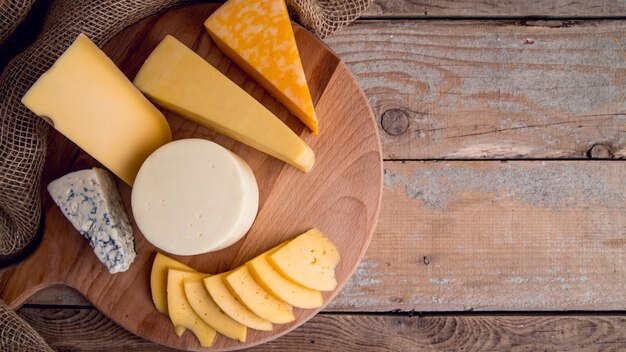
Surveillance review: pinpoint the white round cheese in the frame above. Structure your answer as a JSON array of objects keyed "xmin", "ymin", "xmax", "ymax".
[{"xmin": 132, "ymin": 139, "xmax": 258, "ymax": 255}]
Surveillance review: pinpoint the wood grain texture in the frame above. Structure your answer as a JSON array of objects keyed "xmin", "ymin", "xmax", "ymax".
[
  {"xmin": 18, "ymin": 308, "xmax": 626, "ymax": 351},
  {"xmin": 325, "ymin": 21, "xmax": 626, "ymax": 159},
  {"xmin": 364, "ymin": 0, "xmax": 626, "ymax": 18},
  {"xmin": 0, "ymin": 4, "xmax": 382, "ymax": 351},
  {"xmin": 328, "ymin": 160, "xmax": 626, "ymax": 312},
  {"xmin": 25, "ymin": 160, "xmax": 626, "ymax": 312}
]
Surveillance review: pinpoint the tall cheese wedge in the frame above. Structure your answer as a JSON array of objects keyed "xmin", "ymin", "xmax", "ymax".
[
  {"xmin": 151, "ymin": 252, "xmax": 195, "ymax": 315},
  {"xmin": 204, "ymin": 274, "xmax": 273, "ymax": 331},
  {"xmin": 167, "ymin": 269, "xmax": 216, "ymax": 347},
  {"xmin": 247, "ymin": 244, "xmax": 323, "ymax": 309},
  {"xmin": 184, "ymin": 280, "xmax": 247, "ymax": 342},
  {"xmin": 133, "ymin": 35, "xmax": 314, "ymax": 172},
  {"xmin": 268, "ymin": 228, "xmax": 340, "ymax": 291},
  {"xmin": 205, "ymin": 0, "xmax": 318, "ymax": 134},
  {"xmin": 22, "ymin": 33, "xmax": 171, "ymax": 185},
  {"xmin": 224, "ymin": 266, "xmax": 295, "ymax": 324}
]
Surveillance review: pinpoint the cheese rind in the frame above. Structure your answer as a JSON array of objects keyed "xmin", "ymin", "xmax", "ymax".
[
  {"xmin": 47, "ymin": 168, "xmax": 135, "ymax": 273},
  {"xmin": 184, "ymin": 279, "xmax": 247, "ymax": 342},
  {"xmin": 204, "ymin": 274, "xmax": 273, "ymax": 331},
  {"xmin": 150, "ymin": 252, "xmax": 195, "ymax": 315},
  {"xmin": 224, "ymin": 266, "xmax": 295, "ymax": 324},
  {"xmin": 132, "ymin": 139, "xmax": 259, "ymax": 256},
  {"xmin": 268, "ymin": 228, "xmax": 340, "ymax": 291},
  {"xmin": 247, "ymin": 244, "xmax": 323, "ymax": 309},
  {"xmin": 133, "ymin": 35, "xmax": 314, "ymax": 172},
  {"xmin": 167, "ymin": 269, "xmax": 216, "ymax": 347},
  {"xmin": 22, "ymin": 33, "xmax": 171, "ymax": 185},
  {"xmin": 205, "ymin": 0, "xmax": 318, "ymax": 134}
]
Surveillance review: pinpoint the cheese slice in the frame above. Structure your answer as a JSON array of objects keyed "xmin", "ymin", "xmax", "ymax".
[
  {"xmin": 132, "ymin": 139, "xmax": 258, "ymax": 256},
  {"xmin": 167, "ymin": 269, "xmax": 216, "ymax": 347},
  {"xmin": 247, "ymin": 244, "xmax": 323, "ymax": 309},
  {"xmin": 268, "ymin": 228, "xmax": 340, "ymax": 291},
  {"xmin": 224, "ymin": 266, "xmax": 295, "ymax": 324},
  {"xmin": 205, "ymin": 0, "xmax": 318, "ymax": 134},
  {"xmin": 184, "ymin": 279, "xmax": 247, "ymax": 342},
  {"xmin": 204, "ymin": 274, "xmax": 273, "ymax": 331},
  {"xmin": 22, "ymin": 33, "xmax": 171, "ymax": 185},
  {"xmin": 150, "ymin": 252, "xmax": 195, "ymax": 315},
  {"xmin": 133, "ymin": 35, "xmax": 314, "ymax": 173}
]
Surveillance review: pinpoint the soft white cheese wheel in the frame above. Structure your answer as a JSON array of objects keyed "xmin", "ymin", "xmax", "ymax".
[{"xmin": 132, "ymin": 139, "xmax": 258, "ymax": 255}]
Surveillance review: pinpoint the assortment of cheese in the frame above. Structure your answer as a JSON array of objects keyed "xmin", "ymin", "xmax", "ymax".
[
  {"xmin": 150, "ymin": 229, "xmax": 340, "ymax": 347},
  {"xmin": 23, "ymin": 0, "xmax": 344, "ymax": 346}
]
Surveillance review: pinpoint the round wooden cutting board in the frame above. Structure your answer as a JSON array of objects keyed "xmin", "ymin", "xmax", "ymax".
[{"xmin": 0, "ymin": 4, "xmax": 382, "ymax": 351}]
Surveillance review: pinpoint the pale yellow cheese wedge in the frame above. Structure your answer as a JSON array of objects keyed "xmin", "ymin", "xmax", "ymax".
[
  {"xmin": 205, "ymin": 0, "xmax": 318, "ymax": 134},
  {"xmin": 247, "ymin": 244, "xmax": 323, "ymax": 309},
  {"xmin": 167, "ymin": 269, "xmax": 216, "ymax": 347},
  {"xmin": 268, "ymin": 228, "xmax": 340, "ymax": 291},
  {"xmin": 204, "ymin": 274, "xmax": 273, "ymax": 331},
  {"xmin": 133, "ymin": 35, "xmax": 314, "ymax": 172},
  {"xmin": 22, "ymin": 33, "xmax": 171, "ymax": 185},
  {"xmin": 184, "ymin": 279, "xmax": 247, "ymax": 342},
  {"xmin": 224, "ymin": 266, "xmax": 295, "ymax": 324},
  {"xmin": 151, "ymin": 252, "xmax": 195, "ymax": 315}
]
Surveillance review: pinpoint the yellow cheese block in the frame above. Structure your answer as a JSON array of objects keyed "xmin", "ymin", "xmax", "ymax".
[
  {"xmin": 203, "ymin": 274, "xmax": 273, "ymax": 331},
  {"xmin": 22, "ymin": 33, "xmax": 171, "ymax": 185},
  {"xmin": 150, "ymin": 253, "xmax": 195, "ymax": 337},
  {"xmin": 268, "ymin": 228, "xmax": 340, "ymax": 291},
  {"xmin": 224, "ymin": 266, "xmax": 295, "ymax": 324},
  {"xmin": 167, "ymin": 269, "xmax": 216, "ymax": 347},
  {"xmin": 184, "ymin": 279, "xmax": 247, "ymax": 342},
  {"xmin": 133, "ymin": 35, "xmax": 314, "ymax": 173},
  {"xmin": 247, "ymin": 244, "xmax": 323, "ymax": 309},
  {"xmin": 205, "ymin": 0, "xmax": 318, "ymax": 134}
]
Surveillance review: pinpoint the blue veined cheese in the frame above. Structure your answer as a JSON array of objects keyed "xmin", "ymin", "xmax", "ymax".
[{"xmin": 47, "ymin": 168, "xmax": 136, "ymax": 273}]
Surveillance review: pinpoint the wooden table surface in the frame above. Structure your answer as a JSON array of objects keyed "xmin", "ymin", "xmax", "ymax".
[{"xmin": 8, "ymin": 0, "xmax": 626, "ymax": 351}]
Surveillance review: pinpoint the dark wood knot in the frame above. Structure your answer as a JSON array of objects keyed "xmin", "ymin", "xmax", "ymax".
[
  {"xmin": 587, "ymin": 144, "xmax": 613, "ymax": 159},
  {"xmin": 381, "ymin": 109, "xmax": 409, "ymax": 136}
]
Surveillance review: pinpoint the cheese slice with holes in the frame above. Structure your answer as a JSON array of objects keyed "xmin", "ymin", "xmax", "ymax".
[
  {"xmin": 205, "ymin": 0, "xmax": 318, "ymax": 134},
  {"xmin": 204, "ymin": 274, "xmax": 273, "ymax": 331},
  {"xmin": 167, "ymin": 269, "xmax": 216, "ymax": 347},
  {"xmin": 224, "ymin": 266, "xmax": 295, "ymax": 324},
  {"xmin": 22, "ymin": 33, "xmax": 171, "ymax": 185},
  {"xmin": 247, "ymin": 243, "xmax": 323, "ymax": 308},
  {"xmin": 268, "ymin": 228, "xmax": 340, "ymax": 291},
  {"xmin": 133, "ymin": 35, "xmax": 314, "ymax": 172},
  {"xmin": 184, "ymin": 279, "xmax": 247, "ymax": 342},
  {"xmin": 151, "ymin": 252, "xmax": 195, "ymax": 315}
]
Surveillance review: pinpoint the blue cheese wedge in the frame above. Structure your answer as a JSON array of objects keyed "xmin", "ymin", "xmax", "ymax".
[{"xmin": 47, "ymin": 168, "xmax": 136, "ymax": 273}]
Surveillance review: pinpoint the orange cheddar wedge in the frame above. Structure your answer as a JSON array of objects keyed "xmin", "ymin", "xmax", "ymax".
[{"xmin": 205, "ymin": 0, "xmax": 318, "ymax": 134}]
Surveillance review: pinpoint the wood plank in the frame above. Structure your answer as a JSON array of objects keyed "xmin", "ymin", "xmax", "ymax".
[
  {"xmin": 331, "ymin": 160, "xmax": 626, "ymax": 312},
  {"xmin": 324, "ymin": 21, "xmax": 626, "ymax": 159},
  {"xmin": 364, "ymin": 1, "xmax": 626, "ymax": 18},
  {"xmin": 26, "ymin": 160, "xmax": 626, "ymax": 312},
  {"xmin": 17, "ymin": 307, "xmax": 626, "ymax": 351}
]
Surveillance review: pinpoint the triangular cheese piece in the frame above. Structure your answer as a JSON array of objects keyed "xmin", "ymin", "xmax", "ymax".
[{"xmin": 205, "ymin": 0, "xmax": 318, "ymax": 134}]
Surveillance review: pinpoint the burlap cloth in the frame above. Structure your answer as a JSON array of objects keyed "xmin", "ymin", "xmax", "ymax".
[{"xmin": 0, "ymin": 0, "xmax": 371, "ymax": 350}]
